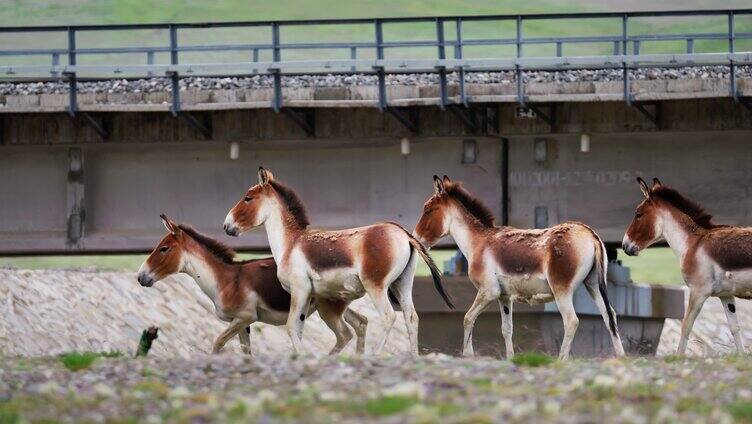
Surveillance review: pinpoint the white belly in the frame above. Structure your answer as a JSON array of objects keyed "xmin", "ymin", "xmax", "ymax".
[
  {"xmin": 313, "ymin": 267, "xmax": 365, "ymax": 300},
  {"xmin": 256, "ymin": 308, "xmax": 289, "ymax": 326},
  {"xmin": 719, "ymin": 269, "xmax": 752, "ymax": 299},
  {"xmin": 502, "ymin": 272, "xmax": 553, "ymax": 305}
]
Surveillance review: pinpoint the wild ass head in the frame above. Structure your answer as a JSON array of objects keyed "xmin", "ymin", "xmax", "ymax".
[
  {"xmin": 415, "ymin": 175, "xmax": 495, "ymax": 247},
  {"xmin": 138, "ymin": 215, "xmax": 189, "ymax": 287},
  {"xmin": 224, "ymin": 167, "xmax": 309, "ymax": 236},
  {"xmin": 622, "ymin": 177, "xmax": 719, "ymax": 256}
]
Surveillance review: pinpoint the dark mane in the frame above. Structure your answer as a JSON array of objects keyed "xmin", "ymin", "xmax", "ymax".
[
  {"xmin": 178, "ymin": 225, "xmax": 237, "ymax": 264},
  {"xmin": 269, "ymin": 180, "xmax": 310, "ymax": 229},
  {"xmin": 652, "ymin": 186, "xmax": 722, "ymax": 229},
  {"xmin": 445, "ymin": 182, "xmax": 496, "ymax": 227}
]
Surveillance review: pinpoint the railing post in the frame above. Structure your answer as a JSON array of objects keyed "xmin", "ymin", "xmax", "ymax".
[
  {"xmin": 66, "ymin": 27, "xmax": 77, "ymax": 117},
  {"xmin": 456, "ymin": 18, "xmax": 468, "ymax": 107},
  {"xmin": 622, "ymin": 14, "xmax": 628, "ymax": 57},
  {"xmin": 51, "ymin": 52, "xmax": 60, "ymax": 77},
  {"xmin": 516, "ymin": 16, "xmax": 524, "ymax": 105},
  {"xmin": 633, "ymin": 40, "xmax": 640, "ymax": 55},
  {"xmin": 556, "ymin": 41, "xmax": 563, "ymax": 57},
  {"xmin": 375, "ymin": 19, "xmax": 384, "ymax": 60},
  {"xmin": 146, "ymin": 50, "xmax": 155, "ymax": 77},
  {"xmin": 729, "ymin": 11, "xmax": 737, "ymax": 101},
  {"xmin": 169, "ymin": 25, "xmax": 178, "ymax": 65},
  {"xmin": 168, "ymin": 25, "xmax": 180, "ymax": 116},
  {"xmin": 272, "ymin": 22, "xmax": 281, "ymax": 62},
  {"xmin": 686, "ymin": 39, "xmax": 694, "ymax": 54},
  {"xmin": 350, "ymin": 46, "xmax": 357, "ymax": 72},
  {"xmin": 515, "ymin": 15, "xmax": 523, "ymax": 58},
  {"xmin": 252, "ymin": 48, "xmax": 259, "ymax": 74},
  {"xmin": 436, "ymin": 18, "xmax": 445, "ymax": 59},
  {"xmin": 728, "ymin": 11, "xmax": 735, "ymax": 54},
  {"xmin": 454, "ymin": 18, "xmax": 463, "ymax": 60}
]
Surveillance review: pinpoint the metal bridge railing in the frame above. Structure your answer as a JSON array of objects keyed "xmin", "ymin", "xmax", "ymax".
[{"xmin": 1, "ymin": 9, "xmax": 751, "ymax": 124}]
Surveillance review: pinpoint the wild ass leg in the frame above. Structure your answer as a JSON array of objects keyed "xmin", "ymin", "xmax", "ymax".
[
  {"xmin": 554, "ymin": 292, "xmax": 579, "ymax": 361},
  {"xmin": 498, "ymin": 297, "xmax": 514, "ymax": 359},
  {"xmin": 677, "ymin": 288, "xmax": 709, "ymax": 355},
  {"xmin": 365, "ymin": 285, "xmax": 397, "ymax": 355},
  {"xmin": 343, "ymin": 308, "xmax": 368, "ymax": 355},
  {"xmin": 317, "ymin": 299, "xmax": 354, "ymax": 355},
  {"xmin": 213, "ymin": 318, "xmax": 252, "ymax": 354},
  {"xmin": 720, "ymin": 296, "xmax": 745, "ymax": 353},
  {"xmin": 584, "ymin": 283, "xmax": 625, "ymax": 356},
  {"xmin": 462, "ymin": 286, "xmax": 499, "ymax": 357},
  {"xmin": 286, "ymin": 278, "xmax": 313, "ymax": 355},
  {"xmin": 237, "ymin": 326, "xmax": 252, "ymax": 355},
  {"xmin": 391, "ymin": 271, "xmax": 420, "ymax": 357}
]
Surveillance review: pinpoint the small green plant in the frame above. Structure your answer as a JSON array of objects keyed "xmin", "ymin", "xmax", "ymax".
[
  {"xmin": 59, "ymin": 352, "xmax": 101, "ymax": 371},
  {"xmin": 662, "ymin": 355, "xmax": 685, "ymax": 363},
  {"xmin": 100, "ymin": 350, "xmax": 123, "ymax": 358},
  {"xmin": 363, "ymin": 395, "xmax": 420, "ymax": 416},
  {"xmin": 0, "ymin": 402, "xmax": 20, "ymax": 424},
  {"xmin": 511, "ymin": 352, "xmax": 554, "ymax": 367},
  {"xmin": 728, "ymin": 401, "xmax": 752, "ymax": 422}
]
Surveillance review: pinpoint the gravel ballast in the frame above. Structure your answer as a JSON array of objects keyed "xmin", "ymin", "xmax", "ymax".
[{"xmin": 1, "ymin": 66, "xmax": 750, "ymax": 96}]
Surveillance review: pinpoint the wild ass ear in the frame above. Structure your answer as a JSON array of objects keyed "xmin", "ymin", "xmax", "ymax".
[
  {"xmin": 160, "ymin": 214, "xmax": 179, "ymax": 235},
  {"xmin": 442, "ymin": 175, "xmax": 451, "ymax": 184},
  {"xmin": 258, "ymin": 167, "xmax": 274, "ymax": 185},
  {"xmin": 652, "ymin": 177, "xmax": 663, "ymax": 189},
  {"xmin": 636, "ymin": 177, "xmax": 651, "ymax": 199},
  {"xmin": 433, "ymin": 175, "xmax": 446, "ymax": 194}
]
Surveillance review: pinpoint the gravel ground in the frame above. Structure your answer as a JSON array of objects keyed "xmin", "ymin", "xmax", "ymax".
[
  {"xmin": 1, "ymin": 66, "xmax": 750, "ymax": 96},
  {"xmin": 1, "ymin": 353, "xmax": 752, "ymax": 423}
]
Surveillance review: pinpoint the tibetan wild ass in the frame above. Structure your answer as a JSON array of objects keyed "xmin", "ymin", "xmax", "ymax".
[
  {"xmin": 138, "ymin": 215, "xmax": 368, "ymax": 355},
  {"xmin": 623, "ymin": 177, "xmax": 749, "ymax": 354},
  {"xmin": 415, "ymin": 176, "xmax": 625, "ymax": 360},
  {"xmin": 223, "ymin": 167, "xmax": 453, "ymax": 356}
]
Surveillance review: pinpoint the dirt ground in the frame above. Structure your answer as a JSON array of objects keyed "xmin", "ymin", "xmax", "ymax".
[
  {"xmin": 2, "ymin": 353, "xmax": 752, "ymax": 423},
  {"xmin": 2, "ymin": 268, "xmax": 752, "ymax": 423}
]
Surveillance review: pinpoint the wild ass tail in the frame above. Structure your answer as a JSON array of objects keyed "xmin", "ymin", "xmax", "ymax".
[
  {"xmin": 591, "ymin": 230, "xmax": 618, "ymax": 337},
  {"xmin": 385, "ymin": 222, "xmax": 454, "ymax": 309}
]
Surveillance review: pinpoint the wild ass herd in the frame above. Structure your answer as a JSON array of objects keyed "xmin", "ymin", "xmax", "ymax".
[{"xmin": 137, "ymin": 169, "xmax": 750, "ymax": 359}]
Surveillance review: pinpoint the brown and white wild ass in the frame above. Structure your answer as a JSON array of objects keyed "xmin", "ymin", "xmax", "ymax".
[
  {"xmin": 623, "ymin": 177, "xmax": 750, "ymax": 354},
  {"xmin": 415, "ymin": 176, "xmax": 625, "ymax": 360},
  {"xmin": 137, "ymin": 215, "xmax": 368, "ymax": 355},
  {"xmin": 223, "ymin": 168, "xmax": 453, "ymax": 356}
]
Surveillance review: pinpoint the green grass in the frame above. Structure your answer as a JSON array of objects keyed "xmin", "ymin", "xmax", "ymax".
[
  {"xmin": 58, "ymin": 352, "xmax": 101, "ymax": 371},
  {"xmin": 58, "ymin": 351, "xmax": 121, "ymax": 371},
  {"xmin": 619, "ymin": 247, "xmax": 684, "ymax": 285},
  {"xmin": 1, "ymin": 247, "xmax": 683, "ymax": 283},
  {"xmin": 0, "ymin": 251, "xmax": 453, "ymax": 276},
  {"xmin": 728, "ymin": 401, "xmax": 752, "ymax": 423},
  {"xmin": 510, "ymin": 352, "xmax": 554, "ymax": 367},
  {"xmin": 362, "ymin": 395, "xmax": 420, "ymax": 416},
  {"xmin": 0, "ymin": 403, "xmax": 19, "ymax": 424}
]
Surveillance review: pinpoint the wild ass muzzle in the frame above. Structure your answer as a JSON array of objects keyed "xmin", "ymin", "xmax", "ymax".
[
  {"xmin": 415, "ymin": 176, "xmax": 625, "ymax": 360},
  {"xmin": 137, "ymin": 214, "xmax": 368, "ymax": 355},
  {"xmin": 623, "ymin": 177, "xmax": 750, "ymax": 355},
  {"xmin": 224, "ymin": 167, "xmax": 453, "ymax": 356}
]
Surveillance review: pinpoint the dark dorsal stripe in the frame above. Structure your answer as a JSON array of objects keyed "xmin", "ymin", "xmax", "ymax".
[
  {"xmin": 178, "ymin": 225, "xmax": 237, "ymax": 264},
  {"xmin": 269, "ymin": 180, "xmax": 310, "ymax": 230},
  {"xmin": 651, "ymin": 186, "xmax": 723, "ymax": 229},
  {"xmin": 446, "ymin": 182, "xmax": 496, "ymax": 227}
]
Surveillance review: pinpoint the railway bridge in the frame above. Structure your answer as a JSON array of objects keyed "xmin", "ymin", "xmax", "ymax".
[{"xmin": 2, "ymin": 9, "xmax": 751, "ymax": 355}]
